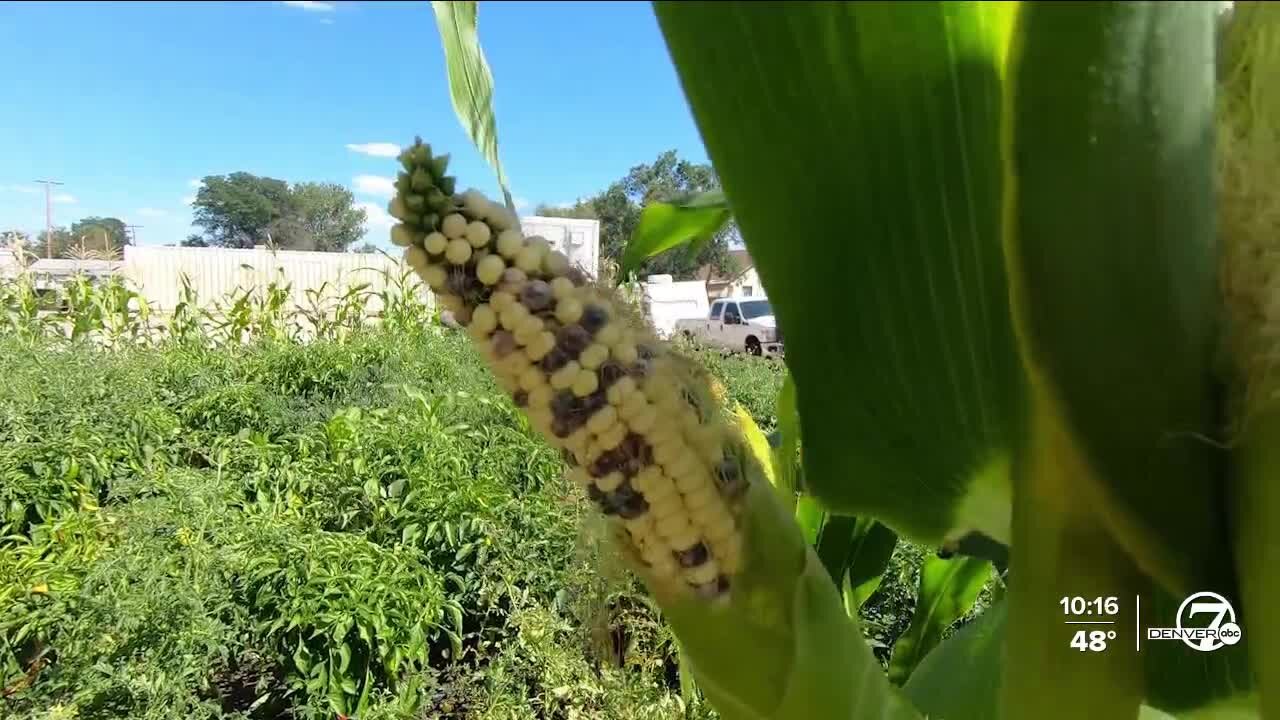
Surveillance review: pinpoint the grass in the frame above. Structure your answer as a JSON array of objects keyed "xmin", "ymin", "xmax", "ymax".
[{"xmin": 0, "ymin": 271, "xmax": 937, "ymax": 719}]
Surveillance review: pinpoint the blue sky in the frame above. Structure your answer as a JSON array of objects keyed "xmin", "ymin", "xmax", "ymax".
[{"xmin": 0, "ymin": 0, "xmax": 709, "ymax": 249}]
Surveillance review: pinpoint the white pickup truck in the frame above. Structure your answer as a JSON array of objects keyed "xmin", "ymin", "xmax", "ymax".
[{"xmin": 675, "ymin": 296, "xmax": 783, "ymax": 357}]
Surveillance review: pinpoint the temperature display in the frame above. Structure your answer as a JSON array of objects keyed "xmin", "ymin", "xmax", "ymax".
[{"xmin": 1070, "ymin": 629, "xmax": 1117, "ymax": 652}]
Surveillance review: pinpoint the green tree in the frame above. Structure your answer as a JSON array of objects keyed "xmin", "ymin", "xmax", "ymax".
[
  {"xmin": 69, "ymin": 216, "xmax": 129, "ymax": 254},
  {"xmin": 538, "ymin": 150, "xmax": 734, "ymax": 279},
  {"xmin": 291, "ymin": 182, "xmax": 367, "ymax": 252},
  {"xmin": 190, "ymin": 174, "xmax": 367, "ymax": 251},
  {"xmin": 180, "ymin": 234, "xmax": 208, "ymax": 248}
]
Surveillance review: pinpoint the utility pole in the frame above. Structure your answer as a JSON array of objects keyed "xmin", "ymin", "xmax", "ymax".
[
  {"xmin": 125, "ymin": 224, "xmax": 143, "ymax": 246},
  {"xmin": 33, "ymin": 179, "xmax": 64, "ymax": 258}
]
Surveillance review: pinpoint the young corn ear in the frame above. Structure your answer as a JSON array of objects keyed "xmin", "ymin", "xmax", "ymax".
[
  {"xmin": 389, "ymin": 137, "xmax": 918, "ymax": 718},
  {"xmin": 1220, "ymin": 3, "xmax": 1280, "ymax": 717}
]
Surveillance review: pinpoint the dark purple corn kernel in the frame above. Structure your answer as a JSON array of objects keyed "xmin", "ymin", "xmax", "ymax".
[
  {"xmin": 453, "ymin": 305, "xmax": 473, "ymax": 326},
  {"xmin": 512, "ymin": 390, "xmax": 528, "ymax": 408},
  {"xmin": 586, "ymin": 483, "xmax": 605, "ymax": 504},
  {"xmin": 501, "ymin": 268, "xmax": 526, "ymax": 285},
  {"xmin": 491, "ymin": 331, "xmax": 518, "ymax": 358},
  {"xmin": 627, "ymin": 361, "xmax": 650, "ymax": 380},
  {"xmin": 447, "ymin": 270, "xmax": 477, "ymax": 296},
  {"xmin": 582, "ymin": 390, "xmax": 608, "ymax": 414},
  {"xmin": 566, "ymin": 268, "xmax": 587, "ymax": 286},
  {"xmin": 598, "ymin": 361, "xmax": 626, "ymax": 389},
  {"xmin": 636, "ymin": 344, "xmax": 656, "ymax": 360},
  {"xmin": 540, "ymin": 347, "xmax": 571, "ymax": 373},
  {"xmin": 550, "ymin": 390, "xmax": 578, "ymax": 418},
  {"xmin": 680, "ymin": 388, "xmax": 705, "ymax": 422},
  {"xmin": 693, "ymin": 575, "xmax": 731, "ymax": 599},
  {"xmin": 555, "ymin": 325, "xmax": 592, "ymax": 357},
  {"xmin": 613, "ymin": 483, "xmax": 649, "ymax": 520},
  {"xmin": 551, "ymin": 417, "xmax": 572, "ymax": 439},
  {"xmin": 580, "ymin": 304, "xmax": 609, "ymax": 334},
  {"xmin": 675, "ymin": 542, "xmax": 709, "ymax": 568},
  {"xmin": 520, "ymin": 280, "xmax": 554, "ymax": 311}
]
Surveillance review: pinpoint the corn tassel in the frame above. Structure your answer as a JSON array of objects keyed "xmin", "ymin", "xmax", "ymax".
[{"xmin": 386, "ymin": 138, "xmax": 918, "ymax": 719}]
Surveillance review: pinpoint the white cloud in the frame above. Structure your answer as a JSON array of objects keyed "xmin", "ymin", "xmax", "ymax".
[
  {"xmin": 346, "ymin": 142, "xmax": 401, "ymax": 158},
  {"xmin": 513, "ymin": 196, "xmax": 531, "ymax": 211},
  {"xmin": 137, "ymin": 207, "xmax": 167, "ymax": 217},
  {"xmin": 182, "ymin": 195, "xmax": 196, "ymax": 206},
  {"xmin": 358, "ymin": 201, "xmax": 395, "ymax": 231},
  {"xmin": 353, "ymin": 174, "xmax": 396, "ymax": 198},
  {"xmin": 281, "ymin": 1, "xmax": 334, "ymax": 11},
  {"xmin": 187, "ymin": 178, "xmax": 201, "ymax": 188},
  {"xmin": 53, "ymin": 193, "xmax": 76, "ymax": 204}
]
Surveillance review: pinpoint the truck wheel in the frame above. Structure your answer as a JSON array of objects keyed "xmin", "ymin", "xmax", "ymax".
[{"xmin": 746, "ymin": 337, "xmax": 762, "ymax": 356}]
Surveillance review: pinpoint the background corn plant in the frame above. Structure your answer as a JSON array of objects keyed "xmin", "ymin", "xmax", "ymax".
[{"xmin": 431, "ymin": 1, "xmax": 1272, "ymax": 718}]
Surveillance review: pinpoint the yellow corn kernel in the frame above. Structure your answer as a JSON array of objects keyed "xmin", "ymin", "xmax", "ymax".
[
  {"xmin": 566, "ymin": 466, "xmax": 593, "ymax": 488},
  {"xmin": 526, "ymin": 331, "xmax": 556, "ymax": 361},
  {"xmin": 632, "ymin": 467, "xmax": 663, "ymax": 494},
  {"xmin": 518, "ymin": 367, "xmax": 545, "ymax": 392},
  {"xmin": 499, "ymin": 303, "xmax": 528, "ymax": 330},
  {"xmin": 550, "ymin": 361, "xmax": 580, "ymax": 390},
  {"xmin": 469, "ymin": 304, "xmax": 497, "ymax": 334},
  {"xmin": 405, "ymin": 245, "xmax": 428, "ymax": 271},
  {"xmin": 627, "ymin": 404, "xmax": 658, "ymax": 434},
  {"xmin": 528, "ymin": 409, "xmax": 553, "ymax": 436},
  {"xmin": 682, "ymin": 485, "xmax": 718, "ymax": 513},
  {"xmin": 424, "ymin": 231, "xmax": 449, "ymax": 255},
  {"xmin": 665, "ymin": 525, "xmax": 701, "ymax": 553},
  {"xmin": 595, "ymin": 421, "xmax": 628, "ymax": 452},
  {"xmin": 515, "ymin": 316, "xmax": 543, "ymax": 345},
  {"xmin": 496, "ymin": 229, "xmax": 523, "ymax": 258},
  {"xmin": 442, "ymin": 213, "xmax": 468, "ymax": 238},
  {"xmin": 489, "ymin": 290, "xmax": 515, "ymax": 312},
  {"xmin": 586, "ymin": 405, "xmax": 619, "ymax": 436},
  {"xmin": 596, "ymin": 471, "xmax": 624, "ymax": 493},
  {"xmin": 420, "ymin": 264, "xmax": 447, "ymax": 292},
  {"xmin": 692, "ymin": 427, "xmax": 724, "ymax": 466},
  {"xmin": 565, "ymin": 428, "xmax": 591, "ymax": 457},
  {"xmin": 502, "ymin": 352, "xmax": 531, "ymax": 377},
  {"xmin": 606, "ymin": 376, "xmax": 638, "ymax": 406},
  {"xmin": 445, "ymin": 239, "xmax": 472, "ymax": 265},
  {"xmin": 596, "ymin": 323, "xmax": 622, "ymax": 347},
  {"xmin": 674, "ymin": 469, "xmax": 707, "ymax": 495},
  {"xmin": 528, "ymin": 385, "xmax": 554, "ymax": 410},
  {"xmin": 461, "ymin": 189, "xmax": 488, "ymax": 216},
  {"xmin": 663, "ymin": 450, "xmax": 699, "ymax": 482},
  {"xmin": 555, "ymin": 297, "xmax": 583, "ymax": 325},
  {"xmin": 572, "ymin": 369, "xmax": 599, "ymax": 397},
  {"xmin": 465, "ymin": 220, "xmax": 491, "ymax": 248},
  {"xmin": 579, "ymin": 343, "xmax": 609, "ymax": 370},
  {"xmin": 550, "ymin": 276, "xmax": 576, "ymax": 299},
  {"xmin": 476, "ymin": 255, "xmax": 506, "ymax": 286},
  {"xmin": 613, "ymin": 342, "xmax": 639, "ymax": 365},
  {"xmin": 516, "ymin": 244, "xmax": 545, "ymax": 274},
  {"xmin": 618, "ymin": 392, "xmax": 649, "ymax": 422},
  {"xmin": 543, "ymin": 250, "xmax": 570, "ymax": 276},
  {"xmin": 654, "ymin": 440, "xmax": 689, "ymax": 470},
  {"xmin": 648, "ymin": 423, "xmax": 681, "ymax": 452}
]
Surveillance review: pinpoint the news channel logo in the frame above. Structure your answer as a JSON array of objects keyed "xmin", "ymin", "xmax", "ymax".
[{"xmin": 1146, "ymin": 591, "xmax": 1243, "ymax": 652}]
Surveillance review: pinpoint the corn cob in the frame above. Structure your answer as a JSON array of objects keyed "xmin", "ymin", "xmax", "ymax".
[{"xmin": 389, "ymin": 138, "xmax": 749, "ymax": 602}]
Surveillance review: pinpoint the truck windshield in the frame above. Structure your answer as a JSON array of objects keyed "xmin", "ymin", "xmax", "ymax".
[{"xmin": 739, "ymin": 300, "xmax": 772, "ymax": 319}]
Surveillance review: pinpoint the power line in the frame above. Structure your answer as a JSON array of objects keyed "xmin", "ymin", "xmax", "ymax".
[
  {"xmin": 125, "ymin": 224, "xmax": 144, "ymax": 245},
  {"xmin": 33, "ymin": 179, "xmax": 64, "ymax": 258}
]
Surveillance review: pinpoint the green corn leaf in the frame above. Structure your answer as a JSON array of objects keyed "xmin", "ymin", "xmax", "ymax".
[
  {"xmin": 1006, "ymin": 0, "xmax": 1226, "ymax": 596},
  {"xmin": 772, "ymin": 372, "xmax": 800, "ymax": 507},
  {"xmin": 621, "ymin": 190, "xmax": 732, "ymax": 279},
  {"xmin": 888, "ymin": 554, "xmax": 991, "ymax": 685},
  {"xmin": 814, "ymin": 515, "xmax": 860, "ymax": 586},
  {"xmin": 844, "ymin": 519, "xmax": 899, "ymax": 613},
  {"xmin": 902, "ymin": 600, "xmax": 1007, "ymax": 720},
  {"xmin": 430, "ymin": 0, "xmax": 515, "ymax": 212},
  {"xmin": 653, "ymin": 0, "xmax": 1021, "ymax": 550}
]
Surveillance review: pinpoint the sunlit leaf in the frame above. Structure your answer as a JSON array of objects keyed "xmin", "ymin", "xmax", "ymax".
[
  {"xmin": 621, "ymin": 190, "xmax": 731, "ymax": 279},
  {"xmin": 654, "ymin": 0, "xmax": 1021, "ymax": 549},
  {"xmin": 902, "ymin": 600, "xmax": 1006, "ymax": 720},
  {"xmin": 843, "ymin": 519, "xmax": 899, "ymax": 613},
  {"xmin": 888, "ymin": 554, "xmax": 990, "ymax": 685},
  {"xmin": 430, "ymin": 1, "xmax": 515, "ymax": 212}
]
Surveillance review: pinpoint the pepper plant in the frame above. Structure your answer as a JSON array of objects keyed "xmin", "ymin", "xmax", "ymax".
[{"xmin": 417, "ymin": 1, "xmax": 1277, "ymax": 718}]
